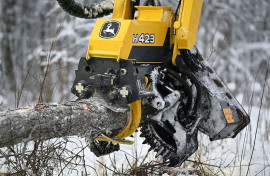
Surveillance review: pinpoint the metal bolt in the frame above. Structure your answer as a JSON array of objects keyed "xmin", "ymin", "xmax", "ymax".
[
  {"xmin": 120, "ymin": 68, "xmax": 127, "ymax": 75},
  {"xmin": 120, "ymin": 86, "xmax": 129, "ymax": 98},
  {"xmin": 75, "ymin": 83, "xmax": 84, "ymax": 94}
]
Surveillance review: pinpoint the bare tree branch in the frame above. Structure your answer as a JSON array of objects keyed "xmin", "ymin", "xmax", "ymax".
[{"xmin": 0, "ymin": 98, "xmax": 129, "ymax": 148}]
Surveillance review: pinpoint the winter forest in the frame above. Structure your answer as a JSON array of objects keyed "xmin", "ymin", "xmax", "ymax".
[{"xmin": 0, "ymin": 0, "xmax": 270, "ymax": 175}]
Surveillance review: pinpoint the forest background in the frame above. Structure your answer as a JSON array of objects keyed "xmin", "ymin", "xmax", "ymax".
[{"xmin": 0, "ymin": 0, "xmax": 270, "ymax": 175}]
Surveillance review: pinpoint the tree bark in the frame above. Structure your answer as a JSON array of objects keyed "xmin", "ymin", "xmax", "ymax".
[{"xmin": 0, "ymin": 98, "xmax": 129, "ymax": 148}]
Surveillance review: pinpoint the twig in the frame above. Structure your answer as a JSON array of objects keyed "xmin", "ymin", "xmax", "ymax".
[{"xmin": 246, "ymin": 61, "xmax": 269, "ymax": 176}]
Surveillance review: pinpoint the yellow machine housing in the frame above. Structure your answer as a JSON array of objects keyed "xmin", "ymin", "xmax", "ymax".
[
  {"xmin": 86, "ymin": 0, "xmax": 203, "ymax": 64},
  {"xmin": 86, "ymin": 0, "xmax": 203, "ymax": 144},
  {"xmin": 87, "ymin": 6, "xmax": 174, "ymax": 63}
]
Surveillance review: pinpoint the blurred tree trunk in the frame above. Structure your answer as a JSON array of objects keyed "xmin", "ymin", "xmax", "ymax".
[{"xmin": 0, "ymin": 0, "xmax": 16, "ymax": 92}]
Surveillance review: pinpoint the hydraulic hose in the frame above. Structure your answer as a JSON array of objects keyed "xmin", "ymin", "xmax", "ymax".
[
  {"xmin": 143, "ymin": 0, "xmax": 161, "ymax": 6},
  {"xmin": 56, "ymin": 0, "xmax": 114, "ymax": 19},
  {"xmin": 166, "ymin": 69, "xmax": 193, "ymax": 115},
  {"xmin": 176, "ymin": 55, "xmax": 202, "ymax": 116}
]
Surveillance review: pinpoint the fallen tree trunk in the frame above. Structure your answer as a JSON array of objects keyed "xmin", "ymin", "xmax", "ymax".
[{"xmin": 0, "ymin": 98, "xmax": 129, "ymax": 148}]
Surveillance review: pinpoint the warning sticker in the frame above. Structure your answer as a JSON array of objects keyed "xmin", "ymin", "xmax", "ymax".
[{"xmin": 223, "ymin": 108, "xmax": 235, "ymax": 124}]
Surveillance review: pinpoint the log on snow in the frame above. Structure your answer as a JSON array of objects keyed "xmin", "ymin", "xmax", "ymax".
[{"xmin": 0, "ymin": 98, "xmax": 129, "ymax": 148}]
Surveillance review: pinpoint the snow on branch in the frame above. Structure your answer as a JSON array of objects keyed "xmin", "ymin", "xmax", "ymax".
[{"xmin": 0, "ymin": 98, "xmax": 128, "ymax": 148}]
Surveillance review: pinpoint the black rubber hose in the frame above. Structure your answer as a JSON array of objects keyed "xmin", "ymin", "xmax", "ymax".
[
  {"xmin": 176, "ymin": 57, "xmax": 202, "ymax": 115},
  {"xmin": 175, "ymin": 0, "xmax": 181, "ymax": 21},
  {"xmin": 56, "ymin": 0, "xmax": 114, "ymax": 19},
  {"xmin": 182, "ymin": 71, "xmax": 201, "ymax": 114},
  {"xmin": 166, "ymin": 69, "xmax": 193, "ymax": 114},
  {"xmin": 180, "ymin": 49, "xmax": 201, "ymax": 72},
  {"xmin": 143, "ymin": 0, "xmax": 161, "ymax": 6},
  {"xmin": 131, "ymin": 0, "xmax": 140, "ymax": 19},
  {"xmin": 143, "ymin": 0, "xmax": 154, "ymax": 6}
]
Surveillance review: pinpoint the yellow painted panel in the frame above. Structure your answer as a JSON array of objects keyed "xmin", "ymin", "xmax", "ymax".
[
  {"xmin": 86, "ymin": 7, "xmax": 173, "ymax": 61},
  {"xmin": 136, "ymin": 6, "xmax": 172, "ymax": 21},
  {"xmin": 116, "ymin": 100, "xmax": 142, "ymax": 139},
  {"xmin": 86, "ymin": 19, "xmax": 132, "ymax": 59},
  {"xmin": 172, "ymin": 0, "xmax": 203, "ymax": 65},
  {"xmin": 176, "ymin": 0, "xmax": 203, "ymax": 50},
  {"xmin": 112, "ymin": 0, "xmax": 132, "ymax": 19}
]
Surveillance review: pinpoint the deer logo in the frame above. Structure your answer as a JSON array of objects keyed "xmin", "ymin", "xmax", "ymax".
[
  {"xmin": 103, "ymin": 23, "xmax": 115, "ymax": 36},
  {"xmin": 100, "ymin": 21, "xmax": 121, "ymax": 39}
]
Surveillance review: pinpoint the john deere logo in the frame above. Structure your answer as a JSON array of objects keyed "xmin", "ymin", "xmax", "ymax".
[{"xmin": 100, "ymin": 21, "xmax": 121, "ymax": 39}]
